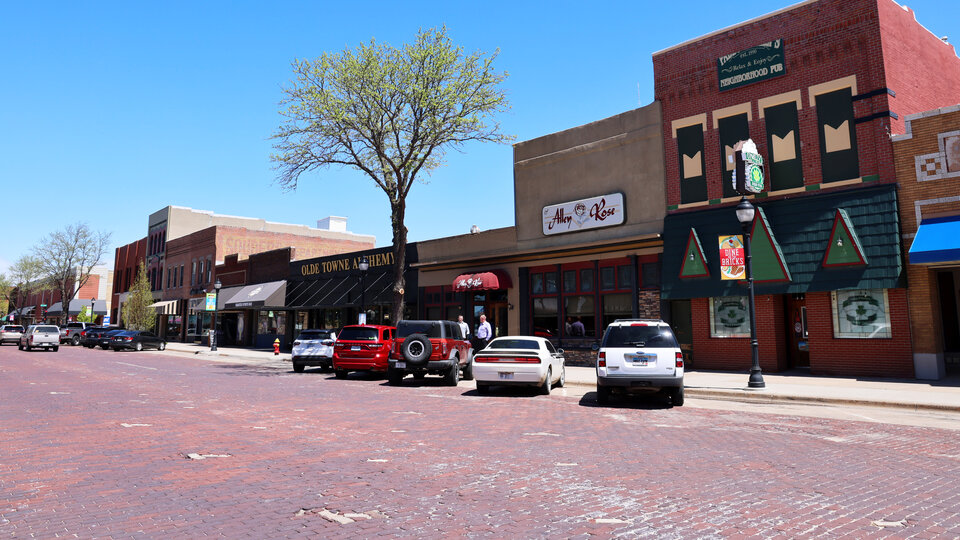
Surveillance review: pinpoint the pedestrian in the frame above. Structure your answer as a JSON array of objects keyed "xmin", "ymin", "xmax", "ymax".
[
  {"xmin": 572, "ymin": 316, "xmax": 585, "ymax": 336},
  {"xmin": 457, "ymin": 314, "xmax": 469, "ymax": 340},
  {"xmin": 476, "ymin": 313, "xmax": 492, "ymax": 350},
  {"xmin": 564, "ymin": 316, "xmax": 573, "ymax": 336}
]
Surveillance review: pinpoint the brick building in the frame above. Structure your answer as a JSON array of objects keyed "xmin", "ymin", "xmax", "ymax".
[
  {"xmin": 110, "ymin": 238, "xmax": 147, "ymax": 325},
  {"xmin": 655, "ymin": 0, "xmax": 960, "ymax": 377},
  {"xmin": 12, "ymin": 266, "xmax": 112, "ymax": 326},
  {"xmin": 893, "ymin": 104, "xmax": 960, "ymax": 378}
]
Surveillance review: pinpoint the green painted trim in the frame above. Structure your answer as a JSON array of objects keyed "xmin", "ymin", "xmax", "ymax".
[
  {"xmin": 667, "ymin": 204, "xmax": 679, "ymax": 210},
  {"xmin": 805, "ymin": 184, "xmax": 820, "ymax": 191},
  {"xmin": 861, "ymin": 174, "xmax": 880, "ymax": 183},
  {"xmin": 823, "ymin": 208, "xmax": 868, "ymax": 267},
  {"xmin": 680, "ymin": 228, "xmax": 710, "ymax": 278},
  {"xmin": 754, "ymin": 192, "xmax": 769, "ymax": 199},
  {"xmin": 709, "ymin": 198, "xmax": 722, "ymax": 205},
  {"xmin": 750, "ymin": 207, "xmax": 792, "ymax": 282}
]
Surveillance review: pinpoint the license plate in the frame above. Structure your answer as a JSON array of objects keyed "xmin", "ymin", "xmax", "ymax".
[
  {"xmin": 351, "ymin": 346, "xmax": 360, "ymax": 351},
  {"xmin": 499, "ymin": 372, "xmax": 514, "ymax": 380},
  {"xmin": 395, "ymin": 362, "xmax": 406, "ymax": 369},
  {"xmin": 626, "ymin": 353, "xmax": 657, "ymax": 365}
]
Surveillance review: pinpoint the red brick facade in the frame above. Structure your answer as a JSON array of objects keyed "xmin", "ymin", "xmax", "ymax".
[{"xmin": 111, "ymin": 238, "xmax": 147, "ymax": 324}]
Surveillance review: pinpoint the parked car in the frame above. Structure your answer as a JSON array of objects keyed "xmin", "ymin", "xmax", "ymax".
[
  {"xmin": 292, "ymin": 329, "xmax": 338, "ymax": 373},
  {"xmin": 61, "ymin": 321, "xmax": 96, "ymax": 345},
  {"xmin": 80, "ymin": 326, "xmax": 114, "ymax": 348},
  {"xmin": 388, "ymin": 320, "xmax": 473, "ymax": 386},
  {"xmin": 110, "ymin": 330, "xmax": 166, "ymax": 351},
  {"xmin": 595, "ymin": 319, "xmax": 684, "ymax": 406},
  {"xmin": 473, "ymin": 336, "xmax": 565, "ymax": 395},
  {"xmin": 332, "ymin": 325, "xmax": 395, "ymax": 378},
  {"xmin": 97, "ymin": 329, "xmax": 126, "ymax": 349},
  {"xmin": 0, "ymin": 325, "xmax": 24, "ymax": 345},
  {"xmin": 18, "ymin": 325, "xmax": 61, "ymax": 352}
]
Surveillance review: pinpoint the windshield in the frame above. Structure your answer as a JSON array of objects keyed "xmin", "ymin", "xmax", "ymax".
[
  {"xmin": 396, "ymin": 321, "xmax": 442, "ymax": 338},
  {"xmin": 337, "ymin": 327, "xmax": 379, "ymax": 341},
  {"xmin": 36, "ymin": 326, "xmax": 59, "ymax": 333},
  {"xmin": 298, "ymin": 330, "xmax": 332, "ymax": 341},
  {"xmin": 602, "ymin": 325, "xmax": 679, "ymax": 348},
  {"xmin": 487, "ymin": 338, "xmax": 540, "ymax": 350},
  {"xmin": 3, "ymin": 326, "xmax": 24, "ymax": 332}
]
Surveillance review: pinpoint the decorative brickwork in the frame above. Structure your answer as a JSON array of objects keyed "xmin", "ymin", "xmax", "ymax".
[{"xmin": 637, "ymin": 289, "xmax": 661, "ymax": 319}]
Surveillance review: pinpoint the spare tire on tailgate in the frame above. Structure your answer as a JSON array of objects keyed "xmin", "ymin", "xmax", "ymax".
[{"xmin": 401, "ymin": 333, "xmax": 432, "ymax": 364}]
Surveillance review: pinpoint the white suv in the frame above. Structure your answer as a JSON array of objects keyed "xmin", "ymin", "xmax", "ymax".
[{"xmin": 596, "ymin": 319, "xmax": 684, "ymax": 407}]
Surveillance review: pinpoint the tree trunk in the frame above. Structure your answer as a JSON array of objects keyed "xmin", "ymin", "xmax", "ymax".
[{"xmin": 390, "ymin": 199, "xmax": 407, "ymax": 324}]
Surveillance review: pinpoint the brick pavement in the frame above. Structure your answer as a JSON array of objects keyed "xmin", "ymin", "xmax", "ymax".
[{"xmin": 3, "ymin": 345, "xmax": 960, "ymax": 538}]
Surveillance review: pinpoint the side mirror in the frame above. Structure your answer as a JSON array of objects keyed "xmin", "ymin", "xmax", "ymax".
[
  {"xmin": 556, "ymin": 348, "xmax": 564, "ymax": 355},
  {"xmin": 591, "ymin": 343, "xmax": 600, "ymax": 351}
]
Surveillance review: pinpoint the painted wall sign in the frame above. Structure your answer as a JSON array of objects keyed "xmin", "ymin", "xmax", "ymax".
[
  {"xmin": 297, "ymin": 251, "xmax": 395, "ymax": 278},
  {"xmin": 719, "ymin": 235, "xmax": 746, "ymax": 280},
  {"xmin": 717, "ymin": 39, "xmax": 785, "ymax": 91},
  {"xmin": 542, "ymin": 193, "xmax": 625, "ymax": 236}
]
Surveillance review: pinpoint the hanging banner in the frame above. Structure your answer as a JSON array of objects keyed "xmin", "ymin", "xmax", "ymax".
[
  {"xmin": 205, "ymin": 293, "xmax": 217, "ymax": 311},
  {"xmin": 719, "ymin": 235, "xmax": 746, "ymax": 280}
]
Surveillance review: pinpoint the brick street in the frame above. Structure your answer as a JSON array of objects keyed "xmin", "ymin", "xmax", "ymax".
[{"xmin": 3, "ymin": 345, "xmax": 960, "ymax": 538}]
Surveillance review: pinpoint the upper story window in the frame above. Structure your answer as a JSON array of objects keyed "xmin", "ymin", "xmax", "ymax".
[
  {"xmin": 673, "ymin": 114, "xmax": 708, "ymax": 204},
  {"xmin": 810, "ymin": 77, "xmax": 859, "ymax": 183}
]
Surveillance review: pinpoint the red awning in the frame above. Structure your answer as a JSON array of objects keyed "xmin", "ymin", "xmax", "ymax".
[{"xmin": 452, "ymin": 270, "xmax": 512, "ymax": 292}]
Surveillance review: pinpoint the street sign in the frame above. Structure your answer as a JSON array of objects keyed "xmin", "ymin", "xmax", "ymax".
[
  {"xmin": 40, "ymin": 303, "xmax": 47, "ymax": 307},
  {"xmin": 103, "ymin": 315, "xmax": 111, "ymax": 325},
  {"xmin": 719, "ymin": 235, "xmax": 746, "ymax": 280},
  {"xmin": 205, "ymin": 293, "xmax": 217, "ymax": 311}
]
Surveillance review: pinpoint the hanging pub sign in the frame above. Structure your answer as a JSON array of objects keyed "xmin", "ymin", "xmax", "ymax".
[
  {"xmin": 717, "ymin": 39, "xmax": 785, "ymax": 91},
  {"xmin": 731, "ymin": 139, "xmax": 765, "ymax": 194},
  {"xmin": 719, "ymin": 235, "xmax": 746, "ymax": 280},
  {"xmin": 542, "ymin": 193, "xmax": 625, "ymax": 236}
]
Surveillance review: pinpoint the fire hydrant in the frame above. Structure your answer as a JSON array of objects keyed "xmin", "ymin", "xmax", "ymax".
[{"xmin": 273, "ymin": 338, "xmax": 280, "ymax": 355}]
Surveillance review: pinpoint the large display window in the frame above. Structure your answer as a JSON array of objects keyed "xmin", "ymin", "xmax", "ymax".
[
  {"xmin": 709, "ymin": 296, "xmax": 750, "ymax": 338},
  {"xmin": 831, "ymin": 289, "xmax": 891, "ymax": 339}
]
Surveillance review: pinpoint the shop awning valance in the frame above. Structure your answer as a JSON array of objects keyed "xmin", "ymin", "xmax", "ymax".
[
  {"xmin": 149, "ymin": 300, "xmax": 180, "ymax": 315},
  {"xmin": 452, "ymin": 270, "xmax": 512, "ymax": 292},
  {"xmin": 45, "ymin": 300, "xmax": 107, "ymax": 316},
  {"xmin": 223, "ymin": 280, "xmax": 286, "ymax": 309},
  {"xmin": 909, "ymin": 216, "xmax": 960, "ymax": 264}
]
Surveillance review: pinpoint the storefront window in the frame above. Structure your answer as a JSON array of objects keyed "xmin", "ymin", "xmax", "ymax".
[
  {"xmin": 602, "ymin": 293, "xmax": 632, "ymax": 330},
  {"xmin": 257, "ymin": 310, "xmax": 286, "ymax": 336},
  {"xmin": 532, "ymin": 297, "xmax": 558, "ymax": 338},
  {"xmin": 617, "ymin": 266, "xmax": 635, "ymax": 289},
  {"xmin": 600, "ymin": 267, "xmax": 616, "ymax": 290},
  {"xmin": 531, "ymin": 274, "xmax": 544, "ymax": 294},
  {"xmin": 563, "ymin": 270, "xmax": 577, "ymax": 293},
  {"xmin": 831, "ymin": 289, "xmax": 891, "ymax": 338},
  {"xmin": 544, "ymin": 272, "xmax": 558, "ymax": 294},
  {"xmin": 445, "ymin": 306, "xmax": 462, "ymax": 321},
  {"xmin": 709, "ymin": 296, "xmax": 750, "ymax": 337},
  {"xmin": 641, "ymin": 262, "xmax": 660, "ymax": 289},
  {"xmin": 167, "ymin": 315, "xmax": 182, "ymax": 340},
  {"xmin": 426, "ymin": 306, "xmax": 442, "ymax": 320},
  {"xmin": 564, "ymin": 295, "xmax": 596, "ymax": 337},
  {"xmin": 580, "ymin": 268, "xmax": 594, "ymax": 292}
]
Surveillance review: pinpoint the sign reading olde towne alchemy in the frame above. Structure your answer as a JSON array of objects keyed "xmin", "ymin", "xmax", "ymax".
[
  {"xmin": 717, "ymin": 39, "xmax": 785, "ymax": 91},
  {"xmin": 542, "ymin": 193, "xmax": 625, "ymax": 236}
]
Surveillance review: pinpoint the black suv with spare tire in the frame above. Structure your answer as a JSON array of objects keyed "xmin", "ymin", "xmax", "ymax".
[{"xmin": 388, "ymin": 320, "xmax": 473, "ymax": 386}]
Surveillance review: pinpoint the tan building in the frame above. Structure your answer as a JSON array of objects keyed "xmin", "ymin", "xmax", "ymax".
[
  {"xmin": 893, "ymin": 104, "xmax": 960, "ymax": 379},
  {"xmin": 415, "ymin": 104, "xmax": 666, "ymax": 365}
]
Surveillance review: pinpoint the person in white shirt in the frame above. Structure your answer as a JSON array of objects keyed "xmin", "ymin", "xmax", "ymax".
[
  {"xmin": 476, "ymin": 314, "xmax": 492, "ymax": 349},
  {"xmin": 457, "ymin": 315, "xmax": 469, "ymax": 339}
]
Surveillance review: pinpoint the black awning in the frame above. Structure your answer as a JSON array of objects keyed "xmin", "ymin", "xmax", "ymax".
[
  {"xmin": 285, "ymin": 272, "xmax": 394, "ymax": 309},
  {"xmin": 223, "ymin": 281, "xmax": 286, "ymax": 309}
]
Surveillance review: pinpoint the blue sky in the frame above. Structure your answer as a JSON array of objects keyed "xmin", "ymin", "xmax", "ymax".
[{"xmin": 2, "ymin": 0, "xmax": 958, "ymax": 274}]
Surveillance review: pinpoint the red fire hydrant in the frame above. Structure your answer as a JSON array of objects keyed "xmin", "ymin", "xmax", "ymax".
[{"xmin": 273, "ymin": 338, "xmax": 280, "ymax": 355}]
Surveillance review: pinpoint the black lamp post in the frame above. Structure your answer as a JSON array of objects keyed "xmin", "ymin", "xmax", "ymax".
[
  {"xmin": 358, "ymin": 256, "xmax": 369, "ymax": 324},
  {"xmin": 91, "ymin": 297, "xmax": 96, "ymax": 323},
  {"xmin": 211, "ymin": 278, "xmax": 222, "ymax": 352},
  {"xmin": 736, "ymin": 197, "xmax": 765, "ymax": 389}
]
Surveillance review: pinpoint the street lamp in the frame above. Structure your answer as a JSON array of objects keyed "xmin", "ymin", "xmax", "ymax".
[
  {"xmin": 91, "ymin": 297, "xmax": 96, "ymax": 323},
  {"xmin": 736, "ymin": 197, "xmax": 765, "ymax": 389},
  {"xmin": 211, "ymin": 278, "xmax": 222, "ymax": 352},
  {"xmin": 358, "ymin": 256, "xmax": 369, "ymax": 324}
]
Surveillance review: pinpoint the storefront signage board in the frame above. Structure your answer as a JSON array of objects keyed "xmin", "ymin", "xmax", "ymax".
[
  {"xmin": 542, "ymin": 193, "xmax": 625, "ymax": 236},
  {"xmin": 719, "ymin": 235, "xmax": 746, "ymax": 280},
  {"xmin": 717, "ymin": 39, "xmax": 785, "ymax": 91}
]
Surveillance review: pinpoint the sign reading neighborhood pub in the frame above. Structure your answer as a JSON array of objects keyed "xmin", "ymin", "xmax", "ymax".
[
  {"xmin": 719, "ymin": 235, "xmax": 746, "ymax": 280},
  {"xmin": 542, "ymin": 193, "xmax": 625, "ymax": 236},
  {"xmin": 717, "ymin": 39, "xmax": 785, "ymax": 91}
]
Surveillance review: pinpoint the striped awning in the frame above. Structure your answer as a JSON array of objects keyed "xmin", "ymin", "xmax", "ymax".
[{"xmin": 149, "ymin": 300, "xmax": 180, "ymax": 315}]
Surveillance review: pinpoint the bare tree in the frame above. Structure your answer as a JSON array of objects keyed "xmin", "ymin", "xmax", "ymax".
[
  {"xmin": 272, "ymin": 26, "xmax": 512, "ymax": 323},
  {"xmin": 33, "ymin": 223, "xmax": 111, "ymax": 323},
  {"xmin": 8, "ymin": 255, "xmax": 45, "ymax": 323}
]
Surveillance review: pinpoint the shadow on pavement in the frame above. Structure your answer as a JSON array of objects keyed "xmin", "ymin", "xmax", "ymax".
[
  {"xmin": 460, "ymin": 386, "xmax": 553, "ymax": 399},
  {"xmin": 577, "ymin": 391, "xmax": 673, "ymax": 410}
]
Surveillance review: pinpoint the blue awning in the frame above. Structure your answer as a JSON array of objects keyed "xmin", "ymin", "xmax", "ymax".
[{"xmin": 909, "ymin": 216, "xmax": 960, "ymax": 264}]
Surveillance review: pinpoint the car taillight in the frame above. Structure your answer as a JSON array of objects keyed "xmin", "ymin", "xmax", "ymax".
[
  {"xmin": 675, "ymin": 352, "xmax": 684, "ymax": 368},
  {"xmin": 475, "ymin": 356, "xmax": 540, "ymax": 363},
  {"xmin": 80, "ymin": 330, "xmax": 87, "ymax": 337},
  {"xmin": 441, "ymin": 341, "xmax": 447, "ymax": 356},
  {"xmin": 123, "ymin": 337, "xmax": 132, "ymax": 341},
  {"xmin": 598, "ymin": 351, "xmax": 606, "ymax": 368},
  {"xmin": 334, "ymin": 342, "xmax": 344, "ymax": 348}
]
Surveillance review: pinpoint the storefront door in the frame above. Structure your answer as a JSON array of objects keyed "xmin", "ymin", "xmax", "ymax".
[
  {"xmin": 668, "ymin": 300, "xmax": 694, "ymax": 367},
  {"xmin": 489, "ymin": 302, "xmax": 508, "ymax": 339},
  {"xmin": 785, "ymin": 294, "xmax": 810, "ymax": 368},
  {"xmin": 937, "ymin": 271, "xmax": 960, "ymax": 373}
]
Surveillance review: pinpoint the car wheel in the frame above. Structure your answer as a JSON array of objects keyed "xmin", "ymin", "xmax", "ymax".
[
  {"xmin": 158, "ymin": 342, "xmax": 166, "ymax": 351},
  {"xmin": 557, "ymin": 365, "xmax": 566, "ymax": 388},
  {"xmin": 334, "ymin": 369, "xmax": 348, "ymax": 379},
  {"xmin": 18, "ymin": 343, "xmax": 23, "ymax": 350},
  {"xmin": 387, "ymin": 368, "xmax": 404, "ymax": 386},
  {"xmin": 72, "ymin": 335, "xmax": 81, "ymax": 346},
  {"xmin": 461, "ymin": 357, "xmax": 474, "ymax": 381},
  {"xmin": 596, "ymin": 386, "xmax": 611, "ymax": 405},
  {"xmin": 476, "ymin": 382, "xmax": 490, "ymax": 395},
  {"xmin": 135, "ymin": 342, "xmax": 143, "ymax": 352},
  {"xmin": 401, "ymin": 334, "xmax": 432, "ymax": 364},
  {"xmin": 113, "ymin": 347, "xmax": 121, "ymax": 352},
  {"xmin": 293, "ymin": 362, "xmax": 304, "ymax": 373},
  {"xmin": 444, "ymin": 362, "xmax": 460, "ymax": 386},
  {"xmin": 539, "ymin": 368, "xmax": 552, "ymax": 395},
  {"xmin": 53, "ymin": 346, "xmax": 59, "ymax": 352},
  {"xmin": 25, "ymin": 344, "xmax": 31, "ymax": 351},
  {"xmin": 671, "ymin": 386, "xmax": 685, "ymax": 407}
]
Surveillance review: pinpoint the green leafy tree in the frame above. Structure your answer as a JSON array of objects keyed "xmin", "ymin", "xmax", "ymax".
[
  {"xmin": 272, "ymin": 26, "xmax": 512, "ymax": 322},
  {"xmin": 122, "ymin": 261, "xmax": 156, "ymax": 332},
  {"xmin": 76, "ymin": 304, "xmax": 96, "ymax": 323},
  {"xmin": 0, "ymin": 272, "xmax": 11, "ymax": 317}
]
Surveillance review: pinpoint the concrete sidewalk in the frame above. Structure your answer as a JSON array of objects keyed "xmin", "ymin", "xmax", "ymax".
[{"xmin": 162, "ymin": 341, "xmax": 960, "ymax": 412}]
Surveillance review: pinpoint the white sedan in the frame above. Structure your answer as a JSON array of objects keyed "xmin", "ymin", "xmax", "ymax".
[{"xmin": 473, "ymin": 336, "xmax": 565, "ymax": 395}]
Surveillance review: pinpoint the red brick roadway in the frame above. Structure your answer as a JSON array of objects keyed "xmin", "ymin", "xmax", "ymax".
[{"xmin": 2, "ymin": 345, "xmax": 960, "ymax": 538}]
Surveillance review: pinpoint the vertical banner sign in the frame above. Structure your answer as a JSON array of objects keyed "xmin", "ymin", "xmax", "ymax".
[
  {"xmin": 719, "ymin": 235, "xmax": 746, "ymax": 280},
  {"xmin": 205, "ymin": 293, "xmax": 217, "ymax": 311}
]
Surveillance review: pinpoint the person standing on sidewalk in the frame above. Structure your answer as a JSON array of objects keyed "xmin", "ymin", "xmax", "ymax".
[
  {"xmin": 457, "ymin": 315, "xmax": 470, "ymax": 340},
  {"xmin": 476, "ymin": 314, "xmax": 492, "ymax": 350}
]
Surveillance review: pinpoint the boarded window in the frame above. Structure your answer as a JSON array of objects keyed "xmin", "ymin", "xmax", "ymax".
[
  {"xmin": 718, "ymin": 113, "xmax": 750, "ymax": 198},
  {"xmin": 816, "ymin": 88, "xmax": 859, "ymax": 182},
  {"xmin": 677, "ymin": 124, "xmax": 707, "ymax": 203},
  {"xmin": 764, "ymin": 101, "xmax": 804, "ymax": 190}
]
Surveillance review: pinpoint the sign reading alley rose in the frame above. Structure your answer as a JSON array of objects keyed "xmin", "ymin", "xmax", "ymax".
[{"xmin": 542, "ymin": 193, "xmax": 625, "ymax": 236}]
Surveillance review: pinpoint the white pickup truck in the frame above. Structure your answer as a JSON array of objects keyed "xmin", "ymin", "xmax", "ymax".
[
  {"xmin": 61, "ymin": 321, "xmax": 96, "ymax": 345},
  {"xmin": 19, "ymin": 325, "xmax": 61, "ymax": 352}
]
